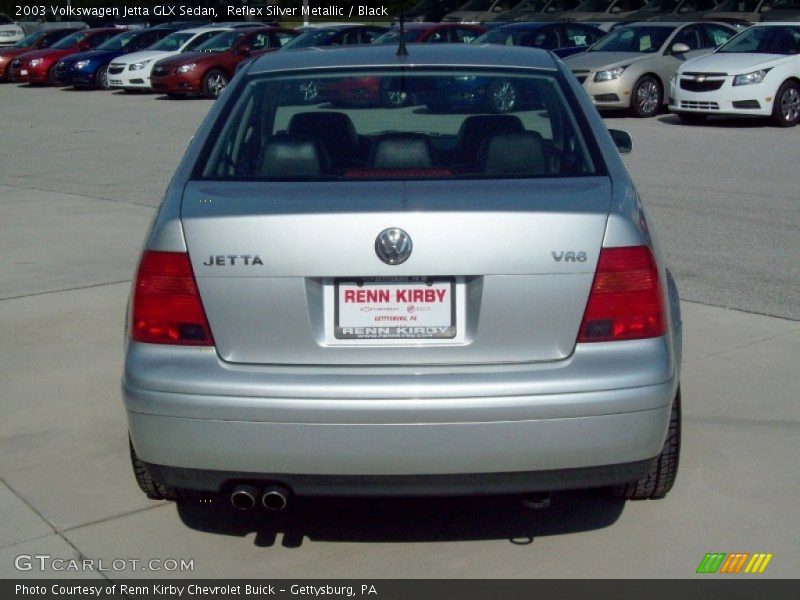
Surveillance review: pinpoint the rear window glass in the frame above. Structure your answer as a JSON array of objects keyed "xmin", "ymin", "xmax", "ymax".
[{"xmin": 195, "ymin": 69, "xmax": 600, "ymax": 181}]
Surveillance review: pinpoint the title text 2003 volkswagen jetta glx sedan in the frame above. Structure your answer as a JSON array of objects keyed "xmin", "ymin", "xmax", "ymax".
[{"xmin": 123, "ymin": 44, "xmax": 682, "ymax": 512}]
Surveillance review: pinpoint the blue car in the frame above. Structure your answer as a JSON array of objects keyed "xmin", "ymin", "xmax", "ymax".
[
  {"xmin": 427, "ymin": 22, "xmax": 606, "ymax": 113},
  {"xmin": 54, "ymin": 25, "xmax": 181, "ymax": 89}
]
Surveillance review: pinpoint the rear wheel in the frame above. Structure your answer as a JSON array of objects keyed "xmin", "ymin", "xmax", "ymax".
[
  {"xmin": 631, "ymin": 75, "xmax": 661, "ymax": 118},
  {"xmin": 129, "ymin": 437, "xmax": 181, "ymax": 501},
  {"xmin": 676, "ymin": 112, "xmax": 708, "ymax": 124},
  {"xmin": 612, "ymin": 389, "xmax": 681, "ymax": 500},
  {"xmin": 202, "ymin": 69, "xmax": 228, "ymax": 99},
  {"xmin": 95, "ymin": 65, "xmax": 109, "ymax": 90},
  {"xmin": 486, "ymin": 79, "xmax": 518, "ymax": 114},
  {"xmin": 771, "ymin": 80, "xmax": 800, "ymax": 127}
]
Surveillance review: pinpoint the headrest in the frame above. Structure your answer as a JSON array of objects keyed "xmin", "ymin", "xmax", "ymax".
[
  {"xmin": 288, "ymin": 111, "xmax": 359, "ymax": 160},
  {"xmin": 477, "ymin": 131, "xmax": 546, "ymax": 177},
  {"xmin": 456, "ymin": 114, "xmax": 524, "ymax": 161},
  {"xmin": 370, "ymin": 133, "xmax": 433, "ymax": 169},
  {"xmin": 258, "ymin": 135, "xmax": 331, "ymax": 178}
]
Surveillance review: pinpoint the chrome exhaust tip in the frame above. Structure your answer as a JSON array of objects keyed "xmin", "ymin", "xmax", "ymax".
[
  {"xmin": 230, "ymin": 484, "xmax": 258, "ymax": 511},
  {"xmin": 261, "ymin": 485, "xmax": 291, "ymax": 511}
]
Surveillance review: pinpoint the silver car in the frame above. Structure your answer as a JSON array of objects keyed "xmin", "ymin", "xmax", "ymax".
[
  {"xmin": 564, "ymin": 21, "xmax": 737, "ymax": 116},
  {"xmin": 123, "ymin": 44, "xmax": 682, "ymax": 511}
]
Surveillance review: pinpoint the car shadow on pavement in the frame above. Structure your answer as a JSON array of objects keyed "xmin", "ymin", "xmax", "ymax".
[
  {"xmin": 656, "ymin": 114, "xmax": 768, "ymax": 128},
  {"xmin": 175, "ymin": 490, "xmax": 625, "ymax": 547}
]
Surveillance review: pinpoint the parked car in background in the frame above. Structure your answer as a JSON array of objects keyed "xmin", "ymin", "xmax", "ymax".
[
  {"xmin": 670, "ymin": 23, "xmax": 800, "ymax": 125},
  {"xmin": 604, "ymin": 0, "xmax": 722, "ymax": 26},
  {"xmin": 398, "ymin": 0, "xmax": 468, "ymax": 22},
  {"xmin": 108, "ymin": 26, "xmax": 232, "ymax": 92},
  {"xmin": 565, "ymin": 21, "xmax": 738, "ymax": 115},
  {"xmin": 559, "ymin": 0, "xmax": 649, "ymax": 22},
  {"xmin": 762, "ymin": 0, "xmax": 800, "ymax": 20},
  {"xmin": 150, "ymin": 27, "xmax": 297, "ymax": 99},
  {"xmin": 54, "ymin": 26, "xmax": 183, "ymax": 89},
  {"xmin": 701, "ymin": 0, "xmax": 774, "ymax": 23},
  {"xmin": 15, "ymin": 14, "xmax": 87, "ymax": 35},
  {"xmin": 124, "ymin": 43, "xmax": 683, "ymax": 510},
  {"xmin": 319, "ymin": 23, "xmax": 487, "ymax": 108},
  {"xmin": 0, "ymin": 12, "xmax": 25, "ymax": 46},
  {"xmin": 281, "ymin": 24, "xmax": 388, "ymax": 49},
  {"xmin": 443, "ymin": 0, "xmax": 528, "ymax": 22},
  {"xmin": 9, "ymin": 28, "xmax": 120, "ymax": 84},
  {"xmin": 0, "ymin": 28, "xmax": 80, "ymax": 81},
  {"xmin": 474, "ymin": 21, "xmax": 606, "ymax": 56},
  {"xmin": 498, "ymin": 0, "xmax": 582, "ymax": 21}
]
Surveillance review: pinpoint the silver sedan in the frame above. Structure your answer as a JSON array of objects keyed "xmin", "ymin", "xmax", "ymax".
[{"xmin": 123, "ymin": 44, "xmax": 683, "ymax": 511}]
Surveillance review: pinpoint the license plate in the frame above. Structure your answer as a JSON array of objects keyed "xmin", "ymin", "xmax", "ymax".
[
  {"xmin": 334, "ymin": 277, "xmax": 455, "ymax": 340},
  {"xmin": 20, "ymin": 69, "xmax": 27, "ymax": 76}
]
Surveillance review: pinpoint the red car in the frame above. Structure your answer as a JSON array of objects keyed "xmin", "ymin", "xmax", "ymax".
[
  {"xmin": 0, "ymin": 28, "xmax": 81, "ymax": 81},
  {"xmin": 317, "ymin": 23, "xmax": 487, "ymax": 108},
  {"xmin": 150, "ymin": 27, "xmax": 297, "ymax": 99},
  {"xmin": 9, "ymin": 28, "xmax": 120, "ymax": 85}
]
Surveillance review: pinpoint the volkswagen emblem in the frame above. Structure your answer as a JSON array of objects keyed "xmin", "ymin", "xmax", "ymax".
[{"xmin": 375, "ymin": 228, "xmax": 412, "ymax": 265}]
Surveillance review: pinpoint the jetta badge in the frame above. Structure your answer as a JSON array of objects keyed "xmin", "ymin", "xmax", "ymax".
[{"xmin": 375, "ymin": 228, "xmax": 412, "ymax": 265}]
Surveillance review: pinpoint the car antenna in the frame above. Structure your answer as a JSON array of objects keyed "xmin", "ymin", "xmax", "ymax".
[{"xmin": 397, "ymin": 1, "xmax": 409, "ymax": 57}]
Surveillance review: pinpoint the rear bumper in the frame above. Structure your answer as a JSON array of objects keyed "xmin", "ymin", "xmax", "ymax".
[{"xmin": 124, "ymin": 338, "xmax": 677, "ymax": 494}]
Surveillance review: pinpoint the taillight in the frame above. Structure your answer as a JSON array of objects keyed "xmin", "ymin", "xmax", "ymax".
[
  {"xmin": 578, "ymin": 245, "xmax": 665, "ymax": 343},
  {"xmin": 130, "ymin": 251, "xmax": 214, "ymax": 346}
]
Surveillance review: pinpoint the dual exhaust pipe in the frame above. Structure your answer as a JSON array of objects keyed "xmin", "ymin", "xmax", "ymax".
[{"xmin": 230, "ymin": 484, "xmax": 290, "ymax": 511}]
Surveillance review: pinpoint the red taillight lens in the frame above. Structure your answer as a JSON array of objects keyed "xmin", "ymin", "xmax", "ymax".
[
  {"xmin": 577, "ymin": 245, "xmax": 665, "ymax": 343},
  {"xmin": 130, "ymin": 251, "xmax": 214, "ymax": 346}
]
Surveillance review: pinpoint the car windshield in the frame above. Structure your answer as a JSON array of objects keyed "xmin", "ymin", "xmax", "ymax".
[
  {"xmin": 590, "ymin": 25, "xmax": 675, "ymax": 52},
  {"xmin": 97, "ymin": 31, "xmax": 137, "ymax": 51},
  {"xmin": 475, "ymin": 27, "xmax": 539, "ymax": 45},
  {"xmin": 373, "ymin": 29, "xmax": 426, "ymax": 44},
  {"xmin": 196, "ymin": 68, "xmax": 599, "ymax": 182},
  {"xmin": 717, "ymin": 25, "xmax": 800, "ymax": 53},
  {"xmin": 575, "ymin": 0, "xmax": 614, "ymax": 10},
  {"xmin": 182, "ymin": 30, "xmax": 225, "ymax": 51},
  {"xmin": 641, "ymin": 0, "xmax": 680, "ymax": 11},
  {"xmin": 13, "ymin": 31, "xmax": 47, "ymax": 47},
  {"xmin": 459, "ymin": 0, "xmax": 495, "ymax": 10},
  {"xmin": 771, "ymin": 0, "xmax": 800, "ymax": 6},
  {"xmin": 195, "ymin": 30, "xmax": 243, "ymax": 53},
  {"xmin": 282, "ymin": 29, "xmax": 340, "ymax": 49},
  {"xmin": 149, "ymin": 31, "xmax": 194, "ymax": 52},
  {"xmin": 51, "ymin": 31, "xmax": 87, "ymax": 49},
  {"xmin": 713, "ymin": 0, "xmax": 760, "ymax": 10},
  {"xmin": 515, "ymin": 0, "xmax": 549, "ymax": 10}
]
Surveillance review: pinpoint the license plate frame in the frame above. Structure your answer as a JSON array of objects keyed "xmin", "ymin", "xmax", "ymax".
[{"xmin": 333, "ymin": 277, "xmax": 456, "ymax": 341}]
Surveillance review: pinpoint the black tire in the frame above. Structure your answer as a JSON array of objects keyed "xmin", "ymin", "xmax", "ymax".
[
  {"xmin": 95, "ymin": 65, "xmax": 109, "ymax": 90},
  {"xmin": 770, "ymin": 80, "xmax": 800, "ymax": 128},
  {"xmin": 676, "ymin": 112, "xmax": 708, "ymax": 124},
  {"xmin": 613, "ymin": 389, "xmax": 681, "ymax": 500},
  {"xmin": 486, "ymin": 79, "xmax": 518, "ymax": 114},
  {"xmin": 382, "ymin": 89, "xmax": 408, "ymax": 109},
  {"xmin": 47, "ymin": 65, "xmax": 58, "ymax": 86},
  {"xmin": 129, "ymin": 437, "xmax": 181, "ymax": 501},
  {"xmin": 631, "ymin": 75, "xmax": 662, "ymax": 118},
  {"xmin": 202, "ymin": 68, "xmax": 228, "ymax": 99}
]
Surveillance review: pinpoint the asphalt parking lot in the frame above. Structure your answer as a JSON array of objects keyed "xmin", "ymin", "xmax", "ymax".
[{"xmin": 1, "ymin": 83, "xmax": 798, "ymax": 578}]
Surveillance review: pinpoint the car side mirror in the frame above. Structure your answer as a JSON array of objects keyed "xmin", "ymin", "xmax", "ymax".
[
  {"xmin": 671, "ymin": 42, "xmax": 691, "ymax": 54},
  {"xmin": 238, "ymin": 45, "xmax": 251, "ymax": 56},
  {"xmin": 608, "ymin": 129, "xmax": 632, "ymax": 154}
]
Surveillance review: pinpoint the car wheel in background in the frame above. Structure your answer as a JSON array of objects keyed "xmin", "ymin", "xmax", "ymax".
[
  {"xmin": 631, "ymin": 75, "xmax": 661, "ymax": 118},
  {"xmin": 202, "ymin": 69, "xmax": 228, "ymax": 99},
  {"xmin": 129, "ymin": 437, "xmax": 181, "ymax": 501},
  {"xmin": 382, "ymin": 89, "xmax": 408, "ymax": 108},
  {"xmin": 612, "ymin": 389, "xmax": 681, "ymax": 500},
  {"xmin": 47, "ymin": 65, "xmax": 58, "ymax": 85},
  {"xmin": 95, "ymin": 65, "xmax": 109, "ymax": 90},
  {"xmin": 486, "ymin": 79, "xmax": 517, "ymax": 114},
  {"xmin": 676, "ymin": 112, "xmax": 708, "ymax": 124},
  {"xmin": 297, "ymin": 79, "xmax": 318, "ymax": 104},
  {"xmin": 771, "ymin": 80, "xmax": 800, "ymax": 128}
]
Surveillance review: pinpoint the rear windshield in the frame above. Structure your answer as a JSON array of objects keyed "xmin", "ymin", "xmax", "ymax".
[{"xmin": 195, "ymin": 68, "xmax": 601, "ymax": 182}]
